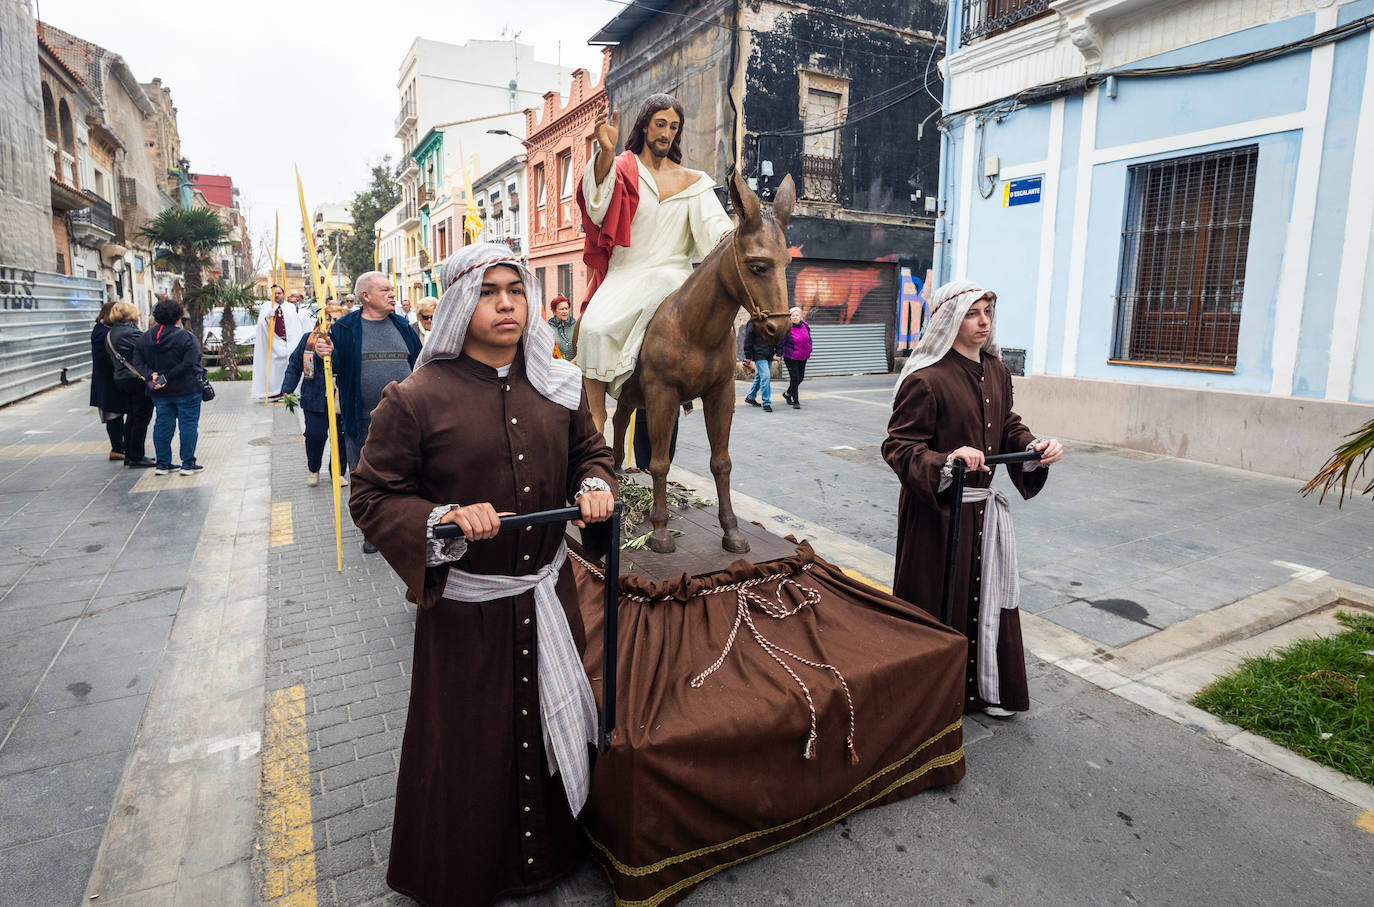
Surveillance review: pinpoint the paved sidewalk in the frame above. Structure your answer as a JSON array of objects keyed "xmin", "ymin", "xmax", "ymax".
[{"xmin": 0, "ymin": 381, "xmax": 267, "ymax": 906}]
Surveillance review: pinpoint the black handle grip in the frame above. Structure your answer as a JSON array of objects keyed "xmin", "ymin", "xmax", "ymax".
[
  {"xmin": 954, "ymin": 449, "xmax": 1043, "ymax": 468},
  {"xmin": 431, "ymin": 505, "xmax": 585, "ymax": 539}
]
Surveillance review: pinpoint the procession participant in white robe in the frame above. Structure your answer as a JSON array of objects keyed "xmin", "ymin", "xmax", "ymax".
[
  {"xmin": 251, "ymin": 284, "xmax": 304, "ymax": 401},
  {"xmin": 575, "ymin": 93, "xmax": 733, "ymax": 433}
]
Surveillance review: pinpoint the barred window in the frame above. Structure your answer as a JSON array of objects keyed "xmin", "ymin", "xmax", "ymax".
[{"xmin": 1111, "ymin": 145, "xmax": 1257, "ymax": 370}]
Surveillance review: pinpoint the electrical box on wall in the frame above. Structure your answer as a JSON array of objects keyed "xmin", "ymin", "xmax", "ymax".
[{"xmin": 984, "ymin": 155, "xmax": 1000, "ymax": 179}]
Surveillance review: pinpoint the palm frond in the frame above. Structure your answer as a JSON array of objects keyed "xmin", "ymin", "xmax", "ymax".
[{"xmin": 1301, "ymin": 418, "xmax": 1374, "ymax": 506}]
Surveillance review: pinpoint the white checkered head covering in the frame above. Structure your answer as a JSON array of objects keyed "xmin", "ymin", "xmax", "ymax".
[
  {"xmin": 416, "ymin": 243, "xmax": 583, "ymax": 410},
  {"xmin": 893, "ymin": 279, "xmax": 998, "ymax": 399}
]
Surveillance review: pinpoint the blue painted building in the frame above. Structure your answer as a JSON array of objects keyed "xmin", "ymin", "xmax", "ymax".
[{"xmin": 937, "ymin": 0, "xmax": 1374, "ymax": 477}]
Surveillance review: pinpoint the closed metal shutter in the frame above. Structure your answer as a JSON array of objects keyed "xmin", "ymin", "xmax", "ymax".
[
  {"xmin": 786, "ymin": 257, "xmax": 897, "ymax": 376},
  {"xmin": 0, "ymin": 267, "xmax": 105, "ymax": 406},
  {"xmin": 805, "ymin": 323, "xmax": 889, "ymax": 376}
]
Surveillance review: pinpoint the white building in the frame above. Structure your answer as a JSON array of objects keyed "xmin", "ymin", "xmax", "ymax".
[
  {"xmin": 473, "ymin": 154, "xmax": 527, "ymax": 259},
  {"xmin": 375, "ymin": 200, "xmax": 407, "ymax": 292},
  {"xmin": 309, "ymin": 201, "xmax": 352, "ymax": 290},
  {"xmin": 393, "ymin": 37, "xmax": 569, "ymax": 301}
]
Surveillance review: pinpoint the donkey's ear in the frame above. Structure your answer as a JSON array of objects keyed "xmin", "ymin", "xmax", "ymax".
[
  {"xmin": 771, "ymin": 174, "xmax": 796, "ymax": 231},
  {"xmin": 729, "ymin": 170, "xmax": 763, "ymax": 226}
]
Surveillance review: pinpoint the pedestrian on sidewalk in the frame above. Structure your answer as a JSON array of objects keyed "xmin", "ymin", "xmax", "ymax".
[
  {"xmin": 349, "ymin": 243, "xmax": 616, "ymax": 907},
  {"xmin": 883, "ymin": 280, "xmax": 1063, "ymax": 719},
  {"xmin": 547, "ymin": 296, "xmax": 576, "ymax": 360},
  {"xmin": 251, "ymin": 285, "xmax": 303, "ymax": 403},
  {"xmin": 413, "ymin": 297, "xmax": 437, "ymax": 344},
  {"xmin": 279, "ymin": 326, "xmax": 341, "ymax": 488},
  {"xmin": 134, "ymin": 297, "xmax": 206, "ymax": 476},
  {"xmin": 89, "ymin": 300, "xmax": 127, "ymax": 461},
  {"xmin": 311, "ymin": 272, "xmax": 421, "ymax": 552},
  {"xmin": 741, "ymin": 320, "xmax": 777, "ymax": 412},
  {"xmin": 780, "ymin": 306, "xmax": 812, "ymax": 409},
  {"xmin": 105, "ymin": 303, "xmax": 155, "ymax": 469}
]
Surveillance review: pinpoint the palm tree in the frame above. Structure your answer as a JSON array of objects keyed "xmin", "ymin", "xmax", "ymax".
[
  {"xmin": 1302, "ymin": 419, "xmax": 1374, "ymax": 506},
  {"xmin": 138, "ymin": 207, "xmax": 231, "ymax": 343},
  {"xmin": 196, "ymin": 280, "xmax": 259, "ymax": 380}
]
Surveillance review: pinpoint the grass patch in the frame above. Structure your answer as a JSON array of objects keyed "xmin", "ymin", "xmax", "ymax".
[
  {"xmin": 205, "ymin": 369, "xmax": 252, "ymax": 381},
  {"xmin": 1192, "ymin": 610, "xmax": 1374, "ymax": 785}
]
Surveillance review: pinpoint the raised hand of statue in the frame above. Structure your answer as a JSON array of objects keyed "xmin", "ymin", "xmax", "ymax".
[{"xmin": 595, "ymin": 108, "xmax": 619, "ymax": 156}]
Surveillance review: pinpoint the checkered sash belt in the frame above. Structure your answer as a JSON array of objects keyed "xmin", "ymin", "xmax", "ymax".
[
  {"xmin": 961, "ymin": 487, "xmax": 1020, "ymax": 705},
  {"xmin": 442, "ymin": 542, "xmax": 597, "ymax": 814}
]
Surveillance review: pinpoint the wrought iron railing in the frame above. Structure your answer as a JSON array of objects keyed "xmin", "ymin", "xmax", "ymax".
[
  {"xmin": 394, "ymin": 100, "xmax": 417, "ymax": 133},
  {"xmin": 960, "ymin": 0, "xmax": 1053, "ymax": 46},
  {"xmin": 801, "ymin": 155, "xmax": 840, "ymax": 202},
  {"xmin": 70, "ymin": 195, "xmax": 115, "ymax": 234}
]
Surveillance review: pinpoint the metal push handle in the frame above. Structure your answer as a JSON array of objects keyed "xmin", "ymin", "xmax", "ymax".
[
  {"xmin": 432, "ymin": 501, "xmax": 623, "ymax": 753},
  {"xmin": 939, "ymin": 449, "xmax": 1045, "ymax": 627}
]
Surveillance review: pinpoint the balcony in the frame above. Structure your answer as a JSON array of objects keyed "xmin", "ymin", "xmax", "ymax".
[
  {"xmin": 399, "ymin": 200, "xmax": 420, "ymax": 231},
  {"xmin": 70, "ymin": 194, "xmax": 115, "ymax": 246},
  {"xmin": 394, "ymin": 100, "xmax": 417, "ymax": 137},
  {"xmin": 801, "ymin": 155, "xmax": 840, "ymax": 203},
  {"xmin": 417, "ymin": 185, "xmax": 431, "ymax": 209},
  {"xmin": 959, "ymin": 0, "xmax": 1053, "ymax": 46}
]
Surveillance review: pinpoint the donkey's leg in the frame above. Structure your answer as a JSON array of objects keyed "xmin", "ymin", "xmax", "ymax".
[
  {"xmin": 584, "ymin": 377, "xmax": 611, "ymax": 437},
  {"xmin": 610, "ymin": 403, "xmax": 632, "ymax": 475},
  {"xmin": 703, "ymin": 380, "xmax": 750, "ymax": 554},
  {"xmin": 643, "ymin": 386, "xmax": 679, "ymax": 554}
]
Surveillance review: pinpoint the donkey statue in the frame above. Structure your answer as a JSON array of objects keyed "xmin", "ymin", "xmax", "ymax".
[{"xmin": 611, "ymin": 172, "xmax": 796, "ymax": 554}]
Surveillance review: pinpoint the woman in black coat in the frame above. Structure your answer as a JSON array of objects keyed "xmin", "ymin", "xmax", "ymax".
[
  {"xmin": 132, "ymin": 298, "xmax": 205, "ymax": 475},
  {"xmin": 105, "ymin": 302, "xmax": 156, "ymax": 468},
  {"xmin": 89, "ymin": 300, "xmax": 126, "ymax": 460}
]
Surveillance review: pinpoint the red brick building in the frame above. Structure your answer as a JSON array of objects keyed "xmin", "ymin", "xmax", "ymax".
[{"xmin": 524, "ymin": 50, "xmax": 610, "ymax": 315}]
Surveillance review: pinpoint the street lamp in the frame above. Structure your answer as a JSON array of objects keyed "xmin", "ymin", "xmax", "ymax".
[{"xmin": 487, "ymin": 128, "xmax": 536, "ymax": 149}]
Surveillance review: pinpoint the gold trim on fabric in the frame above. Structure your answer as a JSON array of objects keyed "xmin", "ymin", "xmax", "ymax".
[
  {"xmin": 586, "ymin": 718, "xmax": 963, "ymax": 880},
  {"xmin": 600, "ymin": 746, "xmax": 967, "ymax": 907}
]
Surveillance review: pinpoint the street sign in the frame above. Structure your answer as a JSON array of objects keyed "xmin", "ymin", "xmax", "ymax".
[{"xmin": 1003, "ymin": 176, "xmax": 1043, "ymax": 207}]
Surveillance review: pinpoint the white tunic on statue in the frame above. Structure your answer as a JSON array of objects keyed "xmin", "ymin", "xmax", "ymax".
[
  {"xmin": 577, "ymin": 156, "xmax": 732, "ymax": 397},
  {"xmin": 251, "ymin": 302, "xmax": 304, "ymax": 399}
]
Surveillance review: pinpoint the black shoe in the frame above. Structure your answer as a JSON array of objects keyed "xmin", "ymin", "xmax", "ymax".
[
  {"xmin": 763, "ymin": 404, "xmax": 772, "ymax": 412},
  {"xmin": 362, "ymin": 540, "xmax": 377, "ymax": 554},
  {"xmin": 125, "ymin": 457, "xmax": 157, "ymax": 469},
  {"xmin": 791, "ymin": 401, "xmax": 800, "ymax": 409},
  {"xmin": 745, "ymin": 397, "xmax": 760, "ymax": 407},
  {"xmin": 782, "ymin": 391, "xmax": 794, "ymax": 405}
]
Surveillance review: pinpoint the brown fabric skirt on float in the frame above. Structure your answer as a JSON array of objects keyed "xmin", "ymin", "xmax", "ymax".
[{"xmin": 571, "ymin": 541, "xmax": 968, "ymax": 907}]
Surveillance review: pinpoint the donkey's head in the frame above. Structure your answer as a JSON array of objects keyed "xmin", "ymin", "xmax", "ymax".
[{"xmin": 728, "ymin": 171, "xmax": 796, "ymax": 346}]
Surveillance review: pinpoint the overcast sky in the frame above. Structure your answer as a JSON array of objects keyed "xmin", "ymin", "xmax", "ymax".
[{"xmin": 37, "ymin": 0, "xmax": 618, "ymax": 268}]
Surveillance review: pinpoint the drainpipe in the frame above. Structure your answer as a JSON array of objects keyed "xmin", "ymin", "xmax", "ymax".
[{"xmin": 932, "ymin": 3, "xmax": 957, "ymax": 285}]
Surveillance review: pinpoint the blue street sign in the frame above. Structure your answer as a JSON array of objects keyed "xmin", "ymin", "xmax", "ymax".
[{"xmin": 1003, "ymin": 177, "xmax": 1043, "ymax": 207}]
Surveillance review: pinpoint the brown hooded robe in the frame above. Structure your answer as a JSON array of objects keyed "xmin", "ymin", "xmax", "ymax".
[
  {"xmin": 883, "ymin": 349, "xmax": 1047, "ymax": 712},
  {"xmin": 349, "ymin": 352, "xmax": 615, "ymax": 907}
]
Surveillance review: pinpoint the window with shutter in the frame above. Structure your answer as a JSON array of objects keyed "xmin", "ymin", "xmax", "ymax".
[
  {"xmin": 119, "ymin": 176, "xmax": 137, "ymax": 209},
  {"xmin": 1111, "ymin": 145, "xmax": 1258, "ymax": 370}
]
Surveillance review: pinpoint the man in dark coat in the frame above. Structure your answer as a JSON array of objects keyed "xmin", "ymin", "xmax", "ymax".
[
  {"xmin": 884, "ymin": 280, "xmax": 1062, "ymax": 717},
  {"xmin": 349, "ymin": 244, "xmax": 615, "ymax": 907}
]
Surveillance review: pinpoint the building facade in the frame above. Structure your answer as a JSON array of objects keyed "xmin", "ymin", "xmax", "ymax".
[
  {"xmin": 0, "ymin": 0, "xmax": 59, "ymax": 271},
  {"xmin": 936, "ymin": 0, "xmax": 1374, "ymax": 478},
  {"xmin": 591, "ymin": 0, "xmax": 945, "ymax": 370},
  {"xmin": 308, "ymin": 201, "xmax": 352, "ymax": 291},
  {"xmin": 524, "ymin": 57, "xmax": 609, "ymax": 311},
  {"xmin": 41, "ymin": 22, "xmax": 176, "ymax": 317},
  {"xmin": 473, "ymin": 154, "xmax": 528, "ymax": 259},
  {"xmin": 36, "ymin": 29, "xmax": 100, "ymax": 280},
  {"xmin": 192, "ymin": 173, "xmax": 252, "ymax": 284},
  {"xmin": 393, "ymin": 37, "xmax": 571, "ymax": 304}
]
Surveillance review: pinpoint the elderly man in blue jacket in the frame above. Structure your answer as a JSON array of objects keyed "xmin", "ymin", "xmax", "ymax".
[{"xmin": 312, "ymin": 272, "xmax": 421, "ymax": 551}]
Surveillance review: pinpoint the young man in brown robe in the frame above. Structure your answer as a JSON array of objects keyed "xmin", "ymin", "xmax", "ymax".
[
  {"xmin": 884, "ymin": 281, "xmax": 1063, "ymax": 717},
  {"xmin": 349, "ymin": 243, "xmax": 616, "ymax": 906}
]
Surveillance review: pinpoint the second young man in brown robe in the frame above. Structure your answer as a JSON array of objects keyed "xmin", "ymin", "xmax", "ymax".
[{"xmin": 884, "ymin": 281, "xmax": 1062, "ymax": 716}]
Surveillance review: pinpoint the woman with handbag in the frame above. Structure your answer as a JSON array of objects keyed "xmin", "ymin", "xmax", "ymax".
[
  {"xmin": 89, "ymin": 300, "xmax": 127, "ymax": 461},
  {"xmin": 105, "ymin": 303, "xmax": 156, "ymax": 468},
  {"xmin": 133, "ymin": 297, "xmax": 206, "ymax": 475}
]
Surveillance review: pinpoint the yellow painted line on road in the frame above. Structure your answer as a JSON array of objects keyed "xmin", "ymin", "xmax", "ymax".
[
  {"xmin": 258, "ymin": 685, "xmax": 317, "ymax": 906},
  {"xmin": 269, "ymin": 502, "xmax": 294, "ymax": 548},
  {"xmin": 1358, "ymin": 811, "xmax": 1374, "ymax": 834},
  {"xmin": 841, "ymin": 567, "xmax": 892, "ymax": 594},
  {"xmin": 0, "ymin": 440, "xmax": 111, "ymax": 459}
]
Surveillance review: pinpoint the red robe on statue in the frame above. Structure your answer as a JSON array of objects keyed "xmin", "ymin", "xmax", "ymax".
[{"xmin": 575, "ymin": 150, "xmax": 639, "ymax": 311}]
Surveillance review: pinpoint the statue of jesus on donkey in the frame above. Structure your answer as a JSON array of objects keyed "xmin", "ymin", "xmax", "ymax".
[{"xmin": 575, "ymin": 92, "xmax": 796, "ymax": 555}]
